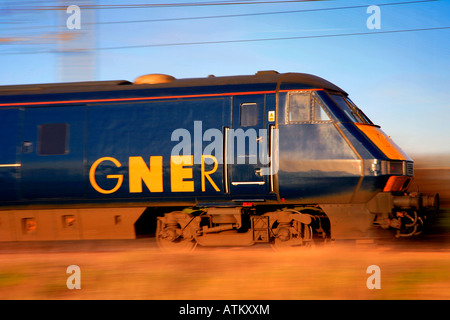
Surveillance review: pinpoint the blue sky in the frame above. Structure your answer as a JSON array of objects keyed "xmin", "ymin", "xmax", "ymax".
[{"xmin": 1, "ymin": 0, "xmax": 450, "ymax": 156}]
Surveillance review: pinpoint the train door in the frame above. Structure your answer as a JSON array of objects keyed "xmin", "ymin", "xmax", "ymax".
[
  {"xmin": 20, "ymin": 106, "xmax": 86, "ymax": 200},
  {"xmin": 228, "ymin": 95, "xmax": 269, "ymax": 196},
  {"xmin": 0, "ymin": 109, "xmax": 20, "ymax": 202}
]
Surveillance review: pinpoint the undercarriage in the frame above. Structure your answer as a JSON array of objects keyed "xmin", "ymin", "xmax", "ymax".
[
  {"xmin": 155, "ymin": 192, "xmax": 439, "ymax": 251},
  {"xmin": 156, "ymin": 207, "xmax": 329, "ymax": 251}
]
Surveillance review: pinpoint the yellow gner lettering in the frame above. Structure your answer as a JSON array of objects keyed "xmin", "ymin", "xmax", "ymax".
[
  {"xmin": 89, "ymin": 155, "xmax": 221, "ymax": 194},
  {"xmin": 201, "ymin": 155, "xmax": 220, "ymax": 192},
  {"xmin": 170, "ymin": 155, "xmax": 194, "ymax": 192},
  {"xmin": 129, "ymin": 156, "xmax": 163, "ymax": 193},
  {"xmin": 89, "ymin": 157, "xmax": 123, "ymax": 194}
]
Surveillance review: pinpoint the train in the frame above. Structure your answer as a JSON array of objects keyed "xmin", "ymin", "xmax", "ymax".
[{"xmin": 0, "ymin": 71, "xmax": 439, "ymax": 249}]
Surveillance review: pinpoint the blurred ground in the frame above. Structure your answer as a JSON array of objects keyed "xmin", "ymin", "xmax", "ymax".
[
  {"xmin": 0, "ymin": 154, "xmax": 448, "ymax": 300},
  {"xmin": 0, "ymin": 237, "xmax": 448, "ymax": 300}
]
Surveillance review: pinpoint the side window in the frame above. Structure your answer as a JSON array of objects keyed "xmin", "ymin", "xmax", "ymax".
[
  {"xmin": 38, "ymin": 123, "xmax": 69, "ymax": 155},
  {"xmin": 289, "ymin": 92, "xmax": 310, "ymax": 122},
  {"xmin": 313, "ymin": 98, "xmax": 331, "ymax": 121},
  {"xmin": 240, "ymin": 103, "xmax": 257, "ymax": 127}
]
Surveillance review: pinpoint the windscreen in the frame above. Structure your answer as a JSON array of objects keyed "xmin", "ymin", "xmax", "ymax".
[{"xmin": 329, "ymin": 93, "xmax": 373, "ymax": 124}]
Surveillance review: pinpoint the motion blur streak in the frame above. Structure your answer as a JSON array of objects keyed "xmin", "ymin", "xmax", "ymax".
[{"xmin": 0, "ymin": 240, "xmax": 448, "ymax": 300}]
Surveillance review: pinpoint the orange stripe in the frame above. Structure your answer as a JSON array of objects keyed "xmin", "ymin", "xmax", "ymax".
[
  {"xmin": 278, "ymin": 88, "xmax": 324, "ymax": 93},
  {"xmin": 0, "ymin": 88, "xmax": 324, "ymax": 107},
  {"xmin": 0, "ymin": 90, "xmax": 274, "ymax": 107},
  {"xmin": 355, "ymin": 123, "xmax": 411, "ymax": 161}
]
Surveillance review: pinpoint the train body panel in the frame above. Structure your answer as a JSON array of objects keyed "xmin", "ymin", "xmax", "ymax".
[
  {"xmin": 0, "ymin": 72, "xmax": 438, "ymax": 245},
  {"xmin": 0, "ymin": 109, "xmax": 20, "ymax": 202}
]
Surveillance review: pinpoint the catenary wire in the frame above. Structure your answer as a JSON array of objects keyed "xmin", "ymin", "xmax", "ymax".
[
  {"xmin": 0, "ymin": 0, "xmax": 438, "ymax": 31},
  {"xmin": 0, "ymin": 25, "xmax": 449, "ymax": 55},
  {"xmin": 2, "ymin": 0, "xmax": 329, "ymax": 11}
]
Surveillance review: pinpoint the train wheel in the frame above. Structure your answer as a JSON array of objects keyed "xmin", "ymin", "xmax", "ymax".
[
  {"xmin": 156, "ymin": 211, "xmax": 197, "ymax": 252},
  {"xmin": 271, "ymin": 220, "xmax": 313, "ymax": 250}
]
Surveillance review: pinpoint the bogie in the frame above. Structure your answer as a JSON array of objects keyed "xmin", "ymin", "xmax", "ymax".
[{"xmin": 155, "ymin": 207, "xmax": 329, "ymax": 251}]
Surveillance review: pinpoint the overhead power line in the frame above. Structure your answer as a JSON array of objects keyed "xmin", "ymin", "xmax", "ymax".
[
  {"xmin": 3, "ymin": 0, "xmax": 328, "ymax": 11},
  {"xmin": 1, "ymin": 26, "xmax": 449, "ymax": 55},
  {"xmin": 1, "ymin": 0, "xmax": 438, "ymax": 31},
  {"xmin": 80, "ymin": 0, "xmax": 441, "ymax": 26},
  {"xmin": 84, "ymin": 26, "xmax": 450, "ymax": 50}
]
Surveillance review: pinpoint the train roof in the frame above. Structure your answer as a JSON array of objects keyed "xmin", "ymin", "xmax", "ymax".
[{"xmin": 0, "ymin": 71, "xmax": 347, "ymax": 103}]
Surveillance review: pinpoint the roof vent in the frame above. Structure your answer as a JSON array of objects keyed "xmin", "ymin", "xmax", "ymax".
[
  {"xmin": 134, "ymin": 74, "xmax": 176, "ymax": 85},
  {"xmin": 255, "ymin": 70, "xmax": 279, "ymax": 76}
]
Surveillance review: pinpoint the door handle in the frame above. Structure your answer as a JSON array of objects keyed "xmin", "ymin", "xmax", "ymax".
[
  {"xmin": 223, "ymin": 127, "xmax": 230, "ymax": 193},
  {"xmin": 255, "ymin": 168, "xmax": 263, "ymax": 176}
]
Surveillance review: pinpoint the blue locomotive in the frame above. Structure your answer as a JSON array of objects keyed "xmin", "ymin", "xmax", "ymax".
[{"xmin": 0, "ymin": 71, "xmax": 438, "ymax": 248}]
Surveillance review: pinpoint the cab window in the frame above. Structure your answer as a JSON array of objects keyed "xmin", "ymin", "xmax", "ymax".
[
  {"xmin": 313, "ymin": 98, "xmax": 331, "ymax": 121},
  {"xmin": 346, "ymin": 97, "xmax": 373, "ymax": 124},
  {"xmin": 330, "ymin": 93, "xmax": 372, "ymax": 124},
  {"xmin": 289, "ymin": 92, "xmax": 310, "ymax": 122},
  {"xmin": 289, "ymin": 92, "xmax": 331, "ymax": 123}
]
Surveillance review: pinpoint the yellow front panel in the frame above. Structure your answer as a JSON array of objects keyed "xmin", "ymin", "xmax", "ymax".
[{"xmin": 355, "ymin": 123, "xmax": 412, "ymax": 161}]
